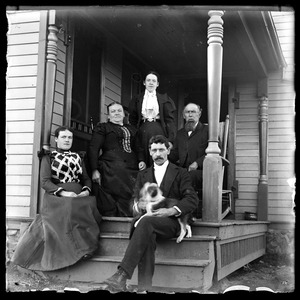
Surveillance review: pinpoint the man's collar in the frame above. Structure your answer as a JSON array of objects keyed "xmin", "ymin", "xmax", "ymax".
[{"xmin": 154, "ymin": 159, "xmax": 169, "ymax": 169}]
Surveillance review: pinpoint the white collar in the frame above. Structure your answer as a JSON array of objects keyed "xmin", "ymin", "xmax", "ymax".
[{"xmin": 154, "ymin": 160, "xmax": 169, "ymax": 171}]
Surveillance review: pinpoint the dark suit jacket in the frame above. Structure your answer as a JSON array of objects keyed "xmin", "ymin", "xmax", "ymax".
[
  {"xmin": 169, "ymin": 122, "xmax": 209, "ymax": 170},
  {"xmin": 128, "ymin": 92, "xmax": 177, "ymax": 143},
  {"xmin": 133, "ymin": 162, "xmax": 198, "ymax": 216},
  {"xmin": 130, "ymin": 161, "xmax": 198, "ymax": 237}
]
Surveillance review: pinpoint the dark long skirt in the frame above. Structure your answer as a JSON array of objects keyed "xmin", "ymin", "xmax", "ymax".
[
  {"xmin": 11, "ymin": 182, "xmax": 101, "ymax": 271},
  {"xmin": 137, "ymin": 121, "xmax": 165, "ymax": 167},
  {"xmin": 95, "ymin": 151, "xmax": 138, "ymax": 217}
]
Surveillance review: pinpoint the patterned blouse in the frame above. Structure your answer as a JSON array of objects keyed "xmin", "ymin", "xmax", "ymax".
[{"xmin": 50, "ymin": 151, "xmax": 83, "ymax": 183}]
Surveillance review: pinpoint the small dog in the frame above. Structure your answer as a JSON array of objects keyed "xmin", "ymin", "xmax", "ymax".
[{"xmin": 133, "ymin": 182, "xmax": 192, "ymax": 243}]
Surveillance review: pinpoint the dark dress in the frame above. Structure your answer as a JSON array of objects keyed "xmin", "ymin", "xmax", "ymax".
[
  {"xmin": 88, "ymin": 121, "xmax": 139, "ymax": 217},
  {"xmin": 128, "ymin": 92, "xmax": 177, "ymax": 167},
  {"xmin": 11, "ymin": 151, "xmax": 101, "ymax": 271}
]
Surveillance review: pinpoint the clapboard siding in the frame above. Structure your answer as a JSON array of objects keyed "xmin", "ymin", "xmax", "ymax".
[
  {"xmin": 271, "ymin": 11, "xmax": 295, "ymax": 81},
  {"xmin": 101, "ymin": 38, "xmax": 123, "ymax": 121},
  {"xmin": 234, "ymin": 12, "xmax": 295, "ymax": 224},
  {"xmin": 234, "ymin": 81, "xmax": 259, "ymax": 218},
  {"xmin": 6, "ymin": 11, "xmax": 42, "ymax": 218},
  {"xmin": 268, "ymin": 11, "xmax": 295, "ymax": 224}
]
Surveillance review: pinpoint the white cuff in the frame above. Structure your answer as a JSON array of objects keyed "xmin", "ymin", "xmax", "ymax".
[{"xmin": 173, "ymin": 206, "xmax": 182, "ymax": 217}]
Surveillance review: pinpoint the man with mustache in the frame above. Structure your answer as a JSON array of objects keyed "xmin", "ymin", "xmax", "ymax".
[
  {"xmin": 169, "ymin": 103, "xmax": 210, "ymax": 218},
  {"xmin": 102, "ymin": 135, "xmax": 198, "ymax": 292}
]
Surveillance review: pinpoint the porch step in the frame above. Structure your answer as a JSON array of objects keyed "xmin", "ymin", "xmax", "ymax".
[
  {"xmin": 97, "ymin": 233, "xmax": 216, "ymax": 260},
  {"xmin": 41, "ymin": 217, "xmax": 217, "ymax": 292},
  {"xmin": 43, "ymin": 255, "xmax": 214, "ymax": 291}
]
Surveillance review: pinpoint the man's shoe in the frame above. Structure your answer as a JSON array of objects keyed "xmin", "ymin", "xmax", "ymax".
[{"xmin": 103, "ymin": 268, "xmax": 129, "ymax": 292}]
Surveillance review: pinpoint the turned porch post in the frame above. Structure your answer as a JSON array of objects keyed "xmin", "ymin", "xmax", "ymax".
[
  {"xmin": 42, "ymin": 10, "xmax": 58, "ymax": 152},
  {"xmin": 202, "ymin": 10, "xmax": 224, "ymax": 222},
  {"xmin": 257, "ymin": 78, "xmax": 269, "ymax": 221}
]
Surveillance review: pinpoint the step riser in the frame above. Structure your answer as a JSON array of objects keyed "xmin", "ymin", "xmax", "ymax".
[
  {"xmin": 43, "ymin": 259, "xmax": 214, "ymax": 291},
  {"xmin": 100, "ymin": 220, "xmax": 132, "ymax": 234},
  {"xmin": 97, "ymin": 237, "xmax": 213, "ymax": 260},
  {"xmin": 100, "ymin": 219, "xmax": 217, "ymax": 237}
]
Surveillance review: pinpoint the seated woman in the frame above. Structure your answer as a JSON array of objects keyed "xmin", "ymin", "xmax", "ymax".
[
  {"xmin": 88, "ymin": 102, "xmax": 139, "ymax": 217},
  {"xmin": 11, "ymin": 126, "xmax": 102, "ymax": 271}
]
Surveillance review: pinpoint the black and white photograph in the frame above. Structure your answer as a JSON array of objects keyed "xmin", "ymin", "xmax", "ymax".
[{"xmin": 5, "ymin": 5, "xmax": 295, "ymax": 294}]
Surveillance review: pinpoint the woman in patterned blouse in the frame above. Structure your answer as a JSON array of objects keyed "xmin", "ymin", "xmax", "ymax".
[
  {"xmin": 11, "ymin": 126, "xmax": 101, "ymax": 271},
  {"xmin": 88, "ymin": 102, "xmax": 139, "ymax": 217}
]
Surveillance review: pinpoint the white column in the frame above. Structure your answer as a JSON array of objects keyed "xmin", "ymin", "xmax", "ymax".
[{"xmin": 202, "ymin": 10, "xmax": 225, "ymax": 222}]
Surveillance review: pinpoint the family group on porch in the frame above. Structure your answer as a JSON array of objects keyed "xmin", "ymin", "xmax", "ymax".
[{"xmin": 11, "ymin": 71, "xmax": 211, "ymax": 292}]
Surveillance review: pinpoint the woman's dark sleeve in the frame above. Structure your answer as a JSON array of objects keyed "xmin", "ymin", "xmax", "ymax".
[
  {"xmin": 128, "ymin": 96, "xmax": 139, "ymax": 127},
  {"xmin": 40, "ymin": 154, "xmax": 62, "ymax": 194},
  {"xmin": 80, "ymin": 159, "xmax": 92, "ymax": 190},
  {"xmin": 88, "ymin": 123, "xmax": 106, "ymax": 172}
]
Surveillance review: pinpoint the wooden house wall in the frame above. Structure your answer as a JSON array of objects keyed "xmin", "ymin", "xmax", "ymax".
[
  {"xmin": 234, "ymin": 80, "xmax": 260, "ymax": 220},
  {"xmin": 234, "ymin": 11, "xmax": 295, "ymax": 225},
  {"xmin": 268, "ymin": 11, "xmax": 295, "ymax": 225},
  {"xmin": 100, "ymin": 38, "xmax": 123, "ymax": 122},
  {"xmin": 6, "ymin": 11, "xmax": 46, "ymax": 218}
]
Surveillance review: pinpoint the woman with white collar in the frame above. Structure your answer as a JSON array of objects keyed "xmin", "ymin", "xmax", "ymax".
[{"xmin": 128, "ymin": 71, "xmax": 176, "ymax": 169}]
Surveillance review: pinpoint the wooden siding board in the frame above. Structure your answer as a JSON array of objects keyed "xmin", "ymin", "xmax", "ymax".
[
  {"xmin": 6, "ymin": 110, "xmax": 35, "ymax": 121},
  {"xmin": 269, "ymin": 170, "xmax": 295, "ymax": 179},
  {"xmin": 6, "ymin": 87, "xmax": 37, "ymax": 99},
  {"xmin": 6, "ymin": 99, "xmax": 36, "ymax": 110},
  {"xmin": 7, "ymin": 76, "xmax": 37, "ymax": 88},
  {"xmin": 7, "ymin": 44, "xmax": 39, "ymax": 56},
  {"xmin": 6, "ymin": 165, "xmax": 32, "ymax": 176},
  {"xmin": 6, "ymin": 207, "xmax": 30, "ymax": 218},
  {"xmin": 8, "ymin": 22, "xmax": 40, "ymax": 35},
  {"xmin": 7, "ymin": 55, "xmax": 38, "ymax": 66},
  {"xmin": 6, "ymin": 196, "xmax": 31, "ymax": 207},
  {"xmin": 6, "ymin": 144, "xmax": 33, "ymax": 154},
  {"xmin": 7, "ymin": 32, "xmax": 40, "ymax": 45},
  {"xmin": 238, "ymin": 178, "xmax": 258, "ymax": 185},
  {"xmin": 6, "ymin": 11, "xmax": 41, "ymax": 23},
  {"xmin": 8, "ymin": 65, "xmax": 38, "ymax": 77},
  {"xmin": 6, "ymin": 185, "xmax": 31, "ymax": 196},
  {"xmin": 6, "ymin": 175, "xmax": 32, "ymax": 185},
  {"xmin": 268, "ymin": 215, "xmax": 295, "ymax": 223},
  {"xmin": 6, "ymin": 154, "xmax": 33, "ymax": 165}
]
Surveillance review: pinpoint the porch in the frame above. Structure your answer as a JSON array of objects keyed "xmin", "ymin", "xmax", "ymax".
[{"xmin": 41, "ymin": 217, "xmax": 268, "ymax": 292}]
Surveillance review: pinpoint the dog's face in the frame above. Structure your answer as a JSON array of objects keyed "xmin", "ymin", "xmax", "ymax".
[
  {"xmin": 142, "ymin": 182, "xmax": 163, "ymax": 201},
  {"xmin": 133, "ymin": 182, "xmax": 164, "ymax": 215}
]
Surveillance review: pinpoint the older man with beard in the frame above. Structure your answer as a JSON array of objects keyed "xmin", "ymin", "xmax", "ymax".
[{"xmin": 169, "ymin": 103, "xmax": 209, "ymax": 217}]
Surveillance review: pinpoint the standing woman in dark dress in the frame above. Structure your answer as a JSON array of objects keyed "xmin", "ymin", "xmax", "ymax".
[
  {"xmin": 88, "ymin": 102, "xmax": 139, "ymax": 217},
  {"xmin": 11, "ymin": 126, "xmax": 101, "ymax": 271},
  {"xmin": 128, "ymin": 71, "xmax": 177, "ymax": 169}
]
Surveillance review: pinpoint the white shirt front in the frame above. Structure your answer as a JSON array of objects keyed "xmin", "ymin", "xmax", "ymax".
[
  {"xmin": 141, "ymin": 90, "xmax": 159, "ymax": 121},
  {"xmin": 154, "ymin": 160, "xmax": 169, "ymax": 187}
]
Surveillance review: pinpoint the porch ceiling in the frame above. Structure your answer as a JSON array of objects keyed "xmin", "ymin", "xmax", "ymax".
[{"xmin": 70, "ymin": 6, "xmax": 285, "ymax": 79}]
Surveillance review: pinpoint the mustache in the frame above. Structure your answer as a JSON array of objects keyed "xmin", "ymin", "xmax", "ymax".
[{"xmin": 154, "ymin": 157, "xmax": 163, "ymax": 161}]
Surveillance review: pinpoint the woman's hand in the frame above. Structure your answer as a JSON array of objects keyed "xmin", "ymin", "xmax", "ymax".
[
  {"xmin": 59, "ymin": 191, "xmax": 78, "ymax": 197},
  {"xmin": 138, "ymin": 161, "xmax": 147, "ymax": 171},
  {"xmin": 92, "ymin": 169, "xmax": 101, "ymax": 185}
]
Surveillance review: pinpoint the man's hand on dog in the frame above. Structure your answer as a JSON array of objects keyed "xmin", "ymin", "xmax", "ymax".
[{"xmin": 150, "ymin": 207, "xmax": 178, "ymax": 217}]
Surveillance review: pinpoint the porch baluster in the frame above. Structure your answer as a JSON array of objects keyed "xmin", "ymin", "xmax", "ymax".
[
  {"xmin": 42, "ymin": 11, "xmax": 58, "ymax": 152},
  {"xmin": 202, "ymin": 10, "xmax": 224, "ymax": 223}
]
